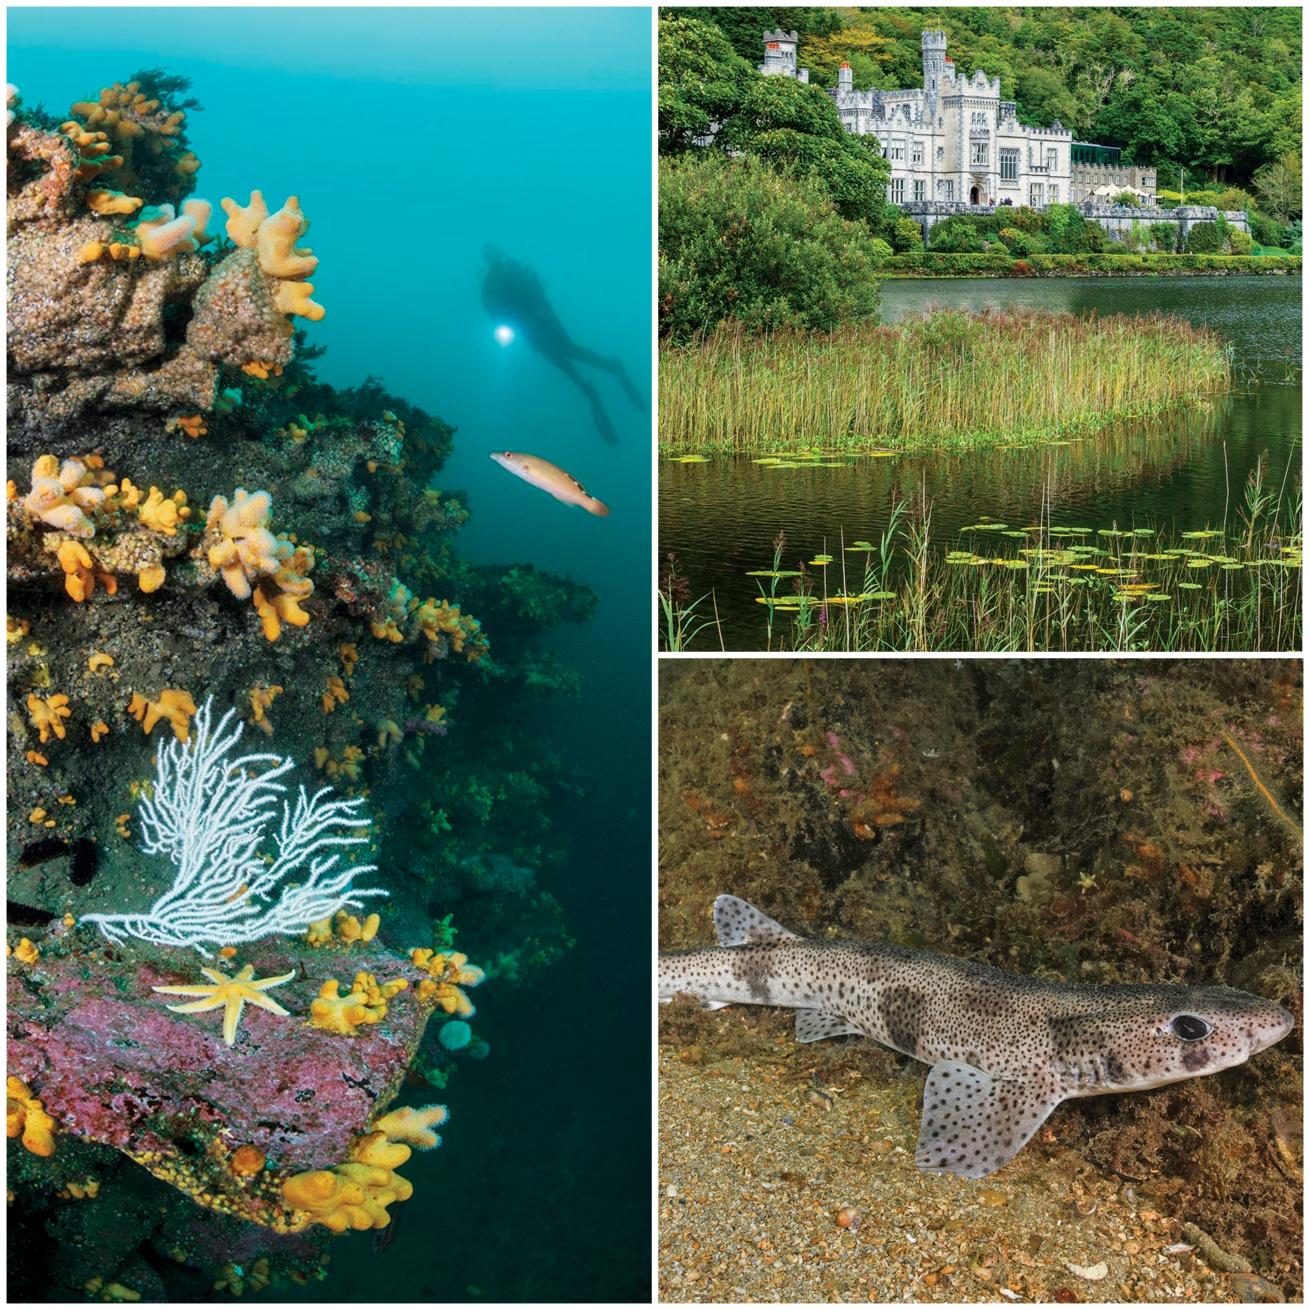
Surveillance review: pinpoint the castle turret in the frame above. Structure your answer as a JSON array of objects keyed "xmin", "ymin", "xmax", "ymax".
[
  {"xmin": 760, "ymin": 30, "xmax": 808, "ymax": 83},
  {"xmin": 837, "ymin": 61, "xmax": 853, "ymax": 93},
  {"xmin": 921, "ymin": 30, "xmax": 948, "ymax": 96}
]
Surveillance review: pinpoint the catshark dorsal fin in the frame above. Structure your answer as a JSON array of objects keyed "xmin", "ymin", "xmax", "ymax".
[
  {"xmin": 795, "ymin": 1009, "xmax": 864, "ymax": 1043},
  {"xmin": 915, "ymin": 1060, "xmax": 1063, "ymax": 1180},
  {"xmin": 713, "ymin": 895, "xmax": 800, "ymax": 947}
]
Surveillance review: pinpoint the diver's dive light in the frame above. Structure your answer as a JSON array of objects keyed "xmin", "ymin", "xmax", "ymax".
[{"xmin": 494, "ymin": 325, "xmax": 515, "ymax": 346}]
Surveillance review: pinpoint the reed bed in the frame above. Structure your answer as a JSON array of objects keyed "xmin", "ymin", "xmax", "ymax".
[
  {"xmin": 659, "ymin": 309, "xmax": 1233, "ymax": 454},
  {"xmin": 660, "ymin": 462, "xmax": 1301, "ymax": 653}
]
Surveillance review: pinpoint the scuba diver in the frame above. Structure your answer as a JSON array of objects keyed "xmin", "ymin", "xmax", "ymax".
[{"xmin": 481, "ymin": 244, "xmax": 644, "ymax": 444}]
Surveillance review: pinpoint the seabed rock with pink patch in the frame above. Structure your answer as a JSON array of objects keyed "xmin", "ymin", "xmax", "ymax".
[{"xmin": 8, "ymin": 933, "xmax": 434, "ymax": 1229}]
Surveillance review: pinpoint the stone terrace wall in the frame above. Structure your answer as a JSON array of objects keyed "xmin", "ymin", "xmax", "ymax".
[{"xmin": 900, "ymin": 200, "xmax": 1249, "ymax": 242}]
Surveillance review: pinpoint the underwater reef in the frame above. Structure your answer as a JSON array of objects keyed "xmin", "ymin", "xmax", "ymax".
[
  {"xmin": 659, "ymin": 659, "xmax": 1302, "ymax": 1301},
  {"xmin": 7, "ymin": 77, "xmax": 592, "ymax": 1300}
]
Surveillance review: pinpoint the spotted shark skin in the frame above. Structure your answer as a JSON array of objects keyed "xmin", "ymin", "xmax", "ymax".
[{"xmin": 659, "ymin": 895, "xmax": 1295, "ymax": 1179}]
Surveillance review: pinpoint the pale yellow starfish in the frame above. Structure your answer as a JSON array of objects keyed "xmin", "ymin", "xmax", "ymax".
[{"xmin": 152, "ymin": 964, "xmax": 295, "ymax": 1046}]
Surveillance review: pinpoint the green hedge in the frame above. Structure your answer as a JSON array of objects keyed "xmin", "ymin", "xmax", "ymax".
[{"xmin": 884, "ymin": 252, "xmax": 1302, "ymax": 277}]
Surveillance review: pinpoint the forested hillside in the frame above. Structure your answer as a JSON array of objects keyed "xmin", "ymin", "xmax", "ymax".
[{"xmin": 692, "ymin": 6, "xmax": 1300, "ymax": 189}]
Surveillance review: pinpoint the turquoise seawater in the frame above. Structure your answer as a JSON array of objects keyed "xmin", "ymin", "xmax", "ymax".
[{"xmin": 8, "ymin": 7, "xmax": 650, "ymax": 1301}]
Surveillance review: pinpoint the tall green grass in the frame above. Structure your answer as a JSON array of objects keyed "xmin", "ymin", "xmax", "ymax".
[{"xmin": 660, "ymin": 309, "xmax": 1233, "ymax": 454}]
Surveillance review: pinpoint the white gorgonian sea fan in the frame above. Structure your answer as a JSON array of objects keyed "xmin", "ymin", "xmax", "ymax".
[{"xmin": 81, "ymin": 698, "xmax": 386, "ymax": 956}]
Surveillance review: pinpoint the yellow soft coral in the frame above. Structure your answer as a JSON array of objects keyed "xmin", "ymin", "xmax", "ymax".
[
  {"xmin": 7, "ymin": 1076, "xmax": 57, "ymax": 1157},
  {"xmin": 56, "ymin": 540, "xmax": 117, "ymax": 603},
  {"xmin": 86, "ymin": 188, "xmax": 142, "ymax": 216},
  {"xmin": 307, "ymin": 972, "xmax": 407, "ymax": 1036},
  {"xmin": 127, "ymin": 689, "xmax": 197, "ymax": 742},
  {"xmin": 77, "ymin": 241, "xmax": 141, "ymax": 265},
  {"xmin": 372, "ymin": 1104, "xmax": 448, "ymax": 1150},
  {"xmin": 220, "ymin": 191, "xmax": 325, "ymax": 321},
  {"xmin": 221, "ymin": 189, "xmax": 269, "ymax": 247},
  {"xmin": 137, "ymin": 565, "xmax": 166, "ymax": 593},
  {"xmin": 413, "ymin": 598, "xmax": 488, "ymax": 664},
  {"xmin": 165, "ymin": 415, "xmax": 207, "ymax": 440},
  {"xmin": 26, "ymin": 693, "xmax": 71, "ymax": 743},
  {"xmin": 23, "ymin": 455, "xmax": 105, "ymax": 537},
  {"xmin": 252, "ymin": 582, "xmax": 310, "ymax": 641},
  {"xmin": 410, "ymin": 950, "xmax": 486, "ymax": 1018},
  {"xmin": 138, "ymin": 486, "xmax": 190, "ymax": 535},
  {"xmin": 66, "ymin": 80, "xmax": 199, "ymax": 202},
  {"xmin": 315, "ymin": 745, "xmax": 365, "ymax": 783},
  {"xmin": 11, "ymin": 938, "xmax": 41, "ymax": 965},
  {"xmin": 282, "ymin": 1131, "xmax": 415, "ymax": 1233},
  {"xmin": 306, "ymin": 909, "xmax": 380, "ymax": 947},
  {"xmin": 321, "ymin": 676, "xmax": 348, "ymax": 714},
  {"xmin": 204, "ymin": 489, "xmax": 278, "ymax": 599},
  {"xmin": 256, "ymin": 197, "xmax": 319, "ymax": 279},
  {"xmin": 273, "ymin": 280, "xmax": 325, "ymax": 322},
  {"xmin": 248, "ymin": 683, "xmax": 283, "ymax": 736},
  {"xmin": 134, "ymin": 202, "xmax": 205, "ymax": 259},
  {"xmin": 203, "ymin": 491, "xmax": 314, "ymax": 640}
]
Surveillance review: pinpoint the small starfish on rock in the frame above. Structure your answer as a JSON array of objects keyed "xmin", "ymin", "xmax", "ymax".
[{"xmin": 152, "ymin": 963, "xmax": 295, "ymax": 1046}]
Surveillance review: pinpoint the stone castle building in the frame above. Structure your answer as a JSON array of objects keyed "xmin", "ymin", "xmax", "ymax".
[{"xmin": 760, "ymin": 29, "xmax": 1157, "ymax": 211}]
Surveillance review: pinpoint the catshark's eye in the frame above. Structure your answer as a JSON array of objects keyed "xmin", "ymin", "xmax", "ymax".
[{"xmin": 1171, "ymin": 1014, "xmax": 1212, "ymax": 1041}]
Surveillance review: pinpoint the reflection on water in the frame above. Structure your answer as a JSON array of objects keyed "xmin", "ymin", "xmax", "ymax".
[{"xmin": 660, "ymin": 276, "xmax": 1301, "ymax": 647}]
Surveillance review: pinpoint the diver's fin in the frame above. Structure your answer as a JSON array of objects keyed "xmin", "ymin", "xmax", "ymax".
[
  {"xmin": 915, "ymin": 1060, "xmax": 1062, "ymax": 1180},
  {"xmin": 794, "ymin": 1009, "xmax": 863, "ymax": 1044},
  {"xmin": 713, "ymin": 895, "xmax": 800, "ymax": 948}
]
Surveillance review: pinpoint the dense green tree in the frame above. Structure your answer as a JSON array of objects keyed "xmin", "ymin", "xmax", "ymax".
[
  {"xmin": 688, "ymin": 6, "xmax": 841, "ymax": 63},
  {"xmin": 659, "ymin": 13, "xmax": 891, "ymax": 228},
  {"xmin": 1252, "ymin": 153, "xmax": 1303, "ymax": 222},
  {"xmin": 658, "ymin": 13, "xmax": 753, "ymax": 154},
  {"xmin": 719, "ymin": 75, "xmax": 891, "ymax": 224},
  {"xmin": 659, "ymin": 153, "xmax": 883, "ymax": 341}
]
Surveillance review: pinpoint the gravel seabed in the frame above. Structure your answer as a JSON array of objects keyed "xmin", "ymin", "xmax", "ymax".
[{"xmin": 658, "ymin": 1013, "xmax": 1270, "ymax": 1304}]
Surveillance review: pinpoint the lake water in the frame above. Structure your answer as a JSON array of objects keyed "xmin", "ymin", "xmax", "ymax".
[{"xmin": 659, "ymin": 276, "xmax": 1301, "ymax": 649}]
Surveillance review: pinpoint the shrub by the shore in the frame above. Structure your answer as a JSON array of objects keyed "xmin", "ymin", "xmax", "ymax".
[{"xmin": 659, "ymin": 153, "xmax": 883, "ymax": 343}]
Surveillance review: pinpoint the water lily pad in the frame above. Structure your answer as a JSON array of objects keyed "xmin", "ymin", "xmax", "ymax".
[
  {"xmin": 1181, "ymin": 530, "xmax": 1223, "ymax": 540},
  {"xmin": 1146, "ymin": 593, "xmax": 1172, "ymax": 601},
  {"xmin": 673, "ymin": 455, "xmax": 710, "ymax": 463},
  {"xmin": 809, "ymin": 555, "xmax": 834, "ymax": 566},
  {"xmin": 1178, "ymin": 582, "xmax": 1203, "ymax": 590}
]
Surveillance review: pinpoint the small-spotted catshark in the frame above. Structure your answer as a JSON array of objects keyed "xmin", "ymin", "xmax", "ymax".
[{"xmin": 659, "ymin": 896, "xmax": 1294, "ymax": 1179}]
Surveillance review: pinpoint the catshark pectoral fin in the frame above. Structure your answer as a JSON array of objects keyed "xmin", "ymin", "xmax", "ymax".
[
  {"xmin": 713, "ymin": 894, "xmax": 801, "ymax": 947},
  {"xmin": 915, "ymin": 1060, "xmax": 1063, "ymax": 1180},
  {"xmin": 795, "ymin": 1009, "xmax": 865, "ymax": 1044}
]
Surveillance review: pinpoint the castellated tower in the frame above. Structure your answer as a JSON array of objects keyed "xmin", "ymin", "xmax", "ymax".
[
  {"xmin": 921, "ymin": 30, "xmax": 948, "ymax": 96},
  {"xmin": 760, "ymin": 30, "xmax": 808, "ymax": 83}
]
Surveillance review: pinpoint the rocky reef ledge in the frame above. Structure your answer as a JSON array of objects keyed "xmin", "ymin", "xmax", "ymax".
[{"xmin": 8, "ymin": 74, "xmax": 592, "ymax": 1299}]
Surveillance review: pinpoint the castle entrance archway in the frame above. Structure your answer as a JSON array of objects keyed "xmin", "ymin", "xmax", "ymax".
[{"xmin": 969, "ymin": 185, "xmax": 980, "ymax": 205}]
